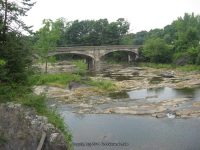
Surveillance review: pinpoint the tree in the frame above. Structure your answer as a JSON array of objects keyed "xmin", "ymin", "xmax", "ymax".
[
  {"xmin": 34, "ymin": 19, "xmax": 61, "ymax": 73},
  {"xmin": 120, "ymin": 33, "xmax": 134, "ymax": 45},
  {"xmin": 0, "ymin": 0, "xmax": 35, "ymax": 83},
  {"xmin": 0, "ymin": 0, "xmax": 35, "ymax": 40},
  {"xmin": 140, "ymin": 13, "xmax": 200, "ymax": 65},
  {"xmin": 65, "ymin": 18, "xmax": 130, "ymax": 46},
  {"xmin": 142, "ymin": 38, "xmax": 173, "ymax": 63},
  {"xmin": 133, "ymin": 31, "xmax": 148, "ymax": 45}
]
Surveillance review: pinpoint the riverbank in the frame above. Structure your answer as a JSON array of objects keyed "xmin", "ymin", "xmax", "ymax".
[
  {"xmin": 0, "ymin": 102, "xmax": 68, "ymax": 150},
  {"xmin": 0, "ymin": 85, "xmax": 72, "ymax": 150}
]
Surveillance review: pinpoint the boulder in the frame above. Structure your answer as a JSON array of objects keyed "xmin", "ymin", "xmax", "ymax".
[{"xmin": 160, "ymin": 72, "xmax": 175, "ymax": 78}]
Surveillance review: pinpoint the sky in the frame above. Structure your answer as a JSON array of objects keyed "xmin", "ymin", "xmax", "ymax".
[{"xmin": 23, "ymin": 0, "xmax": 200, "ymax": 33}]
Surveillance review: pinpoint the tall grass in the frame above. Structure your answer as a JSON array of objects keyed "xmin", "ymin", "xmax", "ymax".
[
  {"xmin": 86, "ymin": 79, "xmax": 116, "ymax": 91},
  {"xmin": 72, "ymin": 60, "xmax": 87, "ymax": 75},
  {"xmin": 29, "ymin": 73, "xmax": 81, "ymax": 87}
]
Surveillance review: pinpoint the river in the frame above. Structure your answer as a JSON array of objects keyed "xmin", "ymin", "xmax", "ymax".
[
  {"xmin": 59, "ymin": 105, "xmax": 200, "ymax": 150},
  {"xmin": 51, "ymin": 86, "xmax": 200, "ymax": 150},
  {"xmin": 44, "ymin": 63, "xmax": 200, "ymax": 150}
]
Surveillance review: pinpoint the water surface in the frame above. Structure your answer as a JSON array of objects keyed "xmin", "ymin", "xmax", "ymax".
[
  {"xmin": 127, "ymin": 87, "xmax": 200, "ymax": 102},
  {"xmin": 55, "ymin": 87, "xmax": 200, "ymax": 150},
  {"xmin": 59, "ymin": 106, "xmax": 200, "ymax": 150}
]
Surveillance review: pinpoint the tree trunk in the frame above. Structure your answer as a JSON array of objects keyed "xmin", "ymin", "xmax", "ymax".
[
  {"xmin": 3, "ymin": 0, "xmax": 8, "ymax": 41},
  {"xmin": 45, "ymin": 59, "xmax": 48, "ymax": 73}
]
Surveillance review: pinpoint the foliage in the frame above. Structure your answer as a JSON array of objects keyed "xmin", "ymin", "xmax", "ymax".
[
  {"xmin": 140, "ymin": 13, "xmax": 200, "ymax": 65},
  {"xmin": 33, "ymin": 18, "xmax": 129, "ymax": 47},
  {"xmin": 120, "ymin": 33, "xmax": 134, "ymax": 45},
  {"xmin": 0, "ymin": 0, "xmax": 35, "ymax": 38},
  {"xmin": 34, "ymin": 19, "xmax": 62, "ymax": 54},
  {"xmin": 0, "ymin": 59, "xmax": 6, "ymax": 66},
  {"xmin": 0, "ymin": 0, "xmax": 35, "ymax": 83},
  {"xmin": 176, "ymin": 65, "xmax": 200, "ymax": 72},
  {"xmin": 138, "ymin": 62, "xmax": 200, "ymax": 71},
  {"xmin": 0, "ymin": 34, "xmax": 33, "ymax": 83},
  {"xmin": 133, "ymin": 31, "xmax": 148, "ymax": 45},
  {"xmin": 34, "ymin": 19, "xmax": 62, "ymax": 72},
  {"xmin": 142, "ymin": 38, "xmax": 173, "ymax": 63},
  {"xmin": 138, "ymin": 63, "xmax": 174, "ymax": 69},
  {"xmin": 0, "ymin": 84, "xmax": 32, "ymax": 103},
  {"xmin": 30, "ymin": 73, "xmax": 81, "ymax": 87},
  {"xmin": 86, "ymin": 79, "xmax": 116, "ymax": 91},
  {"xmin": 0, "ymin": 59, "xmax": 6, "ymax": 81},
  {"xmin": 72, "ymin": 60, "xmax": 87, "ymax": 75}
]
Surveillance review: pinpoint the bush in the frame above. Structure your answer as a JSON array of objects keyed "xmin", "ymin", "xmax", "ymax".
[{"xmin": 72, "ymin": 60, "xmax": 87, "ymax": 75}]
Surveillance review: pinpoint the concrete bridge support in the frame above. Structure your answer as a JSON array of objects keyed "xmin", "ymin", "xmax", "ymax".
[
  {"xmin": 86, "ymin": 58, "xmax": 101, "ymax": 72},
  {"xmin": 127, "ymin": 53, "xmax": 137, "ymax": 63},
  {"xmin": 94, "ymin": 60, "xmax": 101, "ymax": 72},
  {"xmin": 86, "ymin": 58, "xmax": 95, "ymax": 71}
]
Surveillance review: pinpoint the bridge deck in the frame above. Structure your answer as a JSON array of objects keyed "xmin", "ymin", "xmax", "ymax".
[{"xmin": 52, "ymin": 45, "xmax": 141, "ymax": 52}]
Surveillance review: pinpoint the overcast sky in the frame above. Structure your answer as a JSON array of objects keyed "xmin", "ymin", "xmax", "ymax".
[{"xmin": 23, "ymin": 0, "xmax": 200, "ymax": 33}]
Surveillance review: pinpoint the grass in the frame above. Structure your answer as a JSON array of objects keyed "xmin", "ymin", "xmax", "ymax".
[
  {"xmin": 138, "ymin": 63, "xmax": 174, "ymax": 69},
  {"xmin": 29, "ymin": 72, "xmax": 117, "ymax": 92},
  {"xmin": 29, "ymin": 73, "xmax": 81, "ymax": 87},
  {"xmin": 86, "ymin": 79, "xmax": 116, "ymax": 91},
  {"xmin": 138, "ymin": 63, "xmax": 200, "ymax": 71},
  {"xmin": 20, "ymin": 94, "xmax": 73, "ymax": 149},
  {"xmin": 0, "ymin": 84, "xmax": 73, "ymax": 149},
  {"xmin": 176, "ymin": 65, "xmax": 200, "ymax": 71},
  {"xmin": 72, "ymin": 60, "xmax": 87, "ymax": 75}
]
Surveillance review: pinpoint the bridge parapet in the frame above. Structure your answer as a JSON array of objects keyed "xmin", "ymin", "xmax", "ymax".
[{"xmin": 54, "ymin": 45, "xmax": 141, "ymax": 52}]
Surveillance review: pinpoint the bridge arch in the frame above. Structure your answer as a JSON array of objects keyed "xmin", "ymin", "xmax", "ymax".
[
  {"xmin": 99, "ymin": 49, "xmax": 138, "ymax": 64},
  {"xmin": 99, "ymin": 49, "xmax": 138, "ymax": 60},
  {"xmin": 48, "ymin": 52, "xmax": 96, "ymax": 70}
]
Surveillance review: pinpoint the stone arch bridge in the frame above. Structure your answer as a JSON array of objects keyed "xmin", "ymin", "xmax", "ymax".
[{"xmin": 49, "ymin": 45, "xmax": 141, "ymax": 71}]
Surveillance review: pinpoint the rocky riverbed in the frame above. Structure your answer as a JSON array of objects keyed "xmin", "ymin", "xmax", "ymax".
[{"xmin": 34, "ymin": 63, "xmax": 200, "ymax": 119}]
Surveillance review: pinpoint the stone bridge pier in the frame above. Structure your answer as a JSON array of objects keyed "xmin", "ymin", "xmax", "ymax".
[{"xmin": 49, "ymin": 45, "xmax": 141, "ymax": 72}]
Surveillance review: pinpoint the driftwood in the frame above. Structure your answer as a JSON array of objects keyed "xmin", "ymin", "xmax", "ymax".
[{"xmin": 37, "ymin": 131, "xmax": 46, "ymax": 150}]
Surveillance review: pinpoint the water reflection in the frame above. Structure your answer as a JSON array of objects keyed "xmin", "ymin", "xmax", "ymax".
[{"xmin": 127, "ymin": 87, "xmax": 200, "ymax": 102}]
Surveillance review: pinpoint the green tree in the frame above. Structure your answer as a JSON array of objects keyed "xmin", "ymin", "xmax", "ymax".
[
  {"xmin": 142, "ymin": 38, "xmax": 173, "ymax": 63},
  {"xmin": 34, "ymin": 19, "xmax": 61, "ymax": 73},
  {"xmin": 65, "ymin": 18, "xmax": 129, "ymax": 46},
  {"xmin": 133, "ymin": 31, "xmax": 148, "ymax": 45},
  {"xmin": 140, "ymin": 13, "xmax": 200, "ymax": 65},
  {"xmin": 0, "ymin": 0, "xmax": 35, "ymax": 83},
  {"xmin": 120, "ymin": 33, "xmax": 134, "ymax": 45}
]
